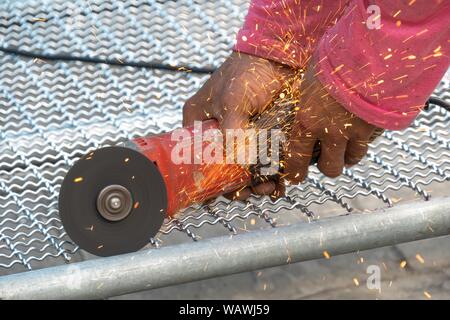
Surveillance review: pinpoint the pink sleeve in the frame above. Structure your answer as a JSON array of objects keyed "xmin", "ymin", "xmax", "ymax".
[
  {"xmin": 235, "ymin": 0, "xmax": 450, "ymax": 131},
  {"xmin": 234, "ymin": 0, "xmax": 349, "ymax": 68},
  {"xmin": 315, "ymin": 0, "xmax": 450, "ymax": 130}
]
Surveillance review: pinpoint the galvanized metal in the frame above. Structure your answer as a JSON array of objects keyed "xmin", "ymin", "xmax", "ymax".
[{"xmin": 1, "ymin": 196, "xmax": 449, "ymax": 300}]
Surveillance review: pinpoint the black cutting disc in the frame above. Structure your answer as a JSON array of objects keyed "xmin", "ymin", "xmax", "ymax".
[{"xmin": 59, "ymin": 146, "xmax": 167, "ymax": 257}]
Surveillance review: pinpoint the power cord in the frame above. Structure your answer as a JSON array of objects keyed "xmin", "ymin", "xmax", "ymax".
[
  {"xmin": 1, "ymin": 45, "xmax": 449, "ymax": 111},
  {"xmin": 0, "ymin": 45, "xmax": 215, "ymax": 74}
]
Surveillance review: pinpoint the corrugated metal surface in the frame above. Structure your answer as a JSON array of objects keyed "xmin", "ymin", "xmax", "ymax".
[{"xmin": 0, "ymin": 0, "xmax": 449, "ymax": 276}]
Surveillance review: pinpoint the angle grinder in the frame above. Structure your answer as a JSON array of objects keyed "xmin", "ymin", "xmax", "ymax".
[{"xmin": 58, "ymin": 81, "xmax": 382, "ymax": 257}]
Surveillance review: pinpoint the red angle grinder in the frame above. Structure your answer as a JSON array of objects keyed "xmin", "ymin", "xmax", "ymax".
[
  {"xmin": 59, "ymin": 120, "xmax": 256, "ymax": 257},
  {"xmin": 58, "ymin": 82, "xmax": 383, "ymax": 257},
  {"xmin": 59, "ymin": 81, "xmax": 308, "ymax": 257}
]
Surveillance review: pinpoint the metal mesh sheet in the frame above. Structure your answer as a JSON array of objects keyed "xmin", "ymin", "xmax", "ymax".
[{"xmin": 0, "ymin": 0, "xmax": 449, "ymax": 274}]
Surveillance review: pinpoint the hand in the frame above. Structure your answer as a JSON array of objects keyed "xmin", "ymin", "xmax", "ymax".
[
  {"xmin": 183, "ymin": 51, "xmax": 295, "ymax": 200},
  {"xmin": 284, "ymin": 61, "xmax": 379, "ymax": 184}
]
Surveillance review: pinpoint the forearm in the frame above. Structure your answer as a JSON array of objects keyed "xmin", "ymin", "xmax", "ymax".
[{"xmin": 314, "ymin": 0, "xmax": 450, "ymax": 130}]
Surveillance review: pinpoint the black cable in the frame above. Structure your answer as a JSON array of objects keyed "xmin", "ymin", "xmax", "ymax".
[
  {"xmin": 427, "ymin": 96, "xmax": 450, "ymax": 112},
  {"xmin": 0, "ymin": 45, "xmax": 216, "ymax": 74},
  {"xmin": 1, "ymin": 45, "xmax": 449, "ymax": 112}
]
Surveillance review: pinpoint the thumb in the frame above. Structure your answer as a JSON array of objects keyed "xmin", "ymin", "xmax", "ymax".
[{"xmin": 182, "ymin": 96, "xmax": 215, "ymax": 127}]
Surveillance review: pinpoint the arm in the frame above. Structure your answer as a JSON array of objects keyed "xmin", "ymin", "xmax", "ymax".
[
  {"xmin": 314, "ymin": 0, "xmax": 450, "ymax": 130},
  {"xmin": 236, "ymin": 0, "xmax": 450, "ymax": 183},
  {"xmin": 235, "ymin": 0, "xmax": 350, "ymax": 68}
]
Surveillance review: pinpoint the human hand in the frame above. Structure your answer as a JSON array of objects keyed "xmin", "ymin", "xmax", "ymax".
[
  {"xmin": 182, "ymin": 51, "xmax": 295, "ymax": 200},
  {"xmin": 283, "ymin": 61, "xmax": 380, "ymax": 184}
]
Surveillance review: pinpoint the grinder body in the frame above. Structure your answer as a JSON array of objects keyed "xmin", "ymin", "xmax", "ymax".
[{"xmin": 127, "ymin": 119, "xmax": 252, "ymax": 216}]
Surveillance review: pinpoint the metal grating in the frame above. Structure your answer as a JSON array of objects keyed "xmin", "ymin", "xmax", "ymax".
[{"xmin": 0, "ymin": 0, "xmax": 449, "ymax": 275}]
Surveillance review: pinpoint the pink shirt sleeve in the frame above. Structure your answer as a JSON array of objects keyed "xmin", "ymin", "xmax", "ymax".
[
  {"xmin": 235, "ymin": 0, "xmax": 450, "ymax": 130},
  {"xmin": 235, "ymin": 0, "xmax": 349, "ymax": 68}
]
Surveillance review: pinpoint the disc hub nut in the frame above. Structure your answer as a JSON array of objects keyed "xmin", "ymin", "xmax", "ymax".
[{"xmin": 97, "ymin": 185, "xmax": 133, "ymax": 221}]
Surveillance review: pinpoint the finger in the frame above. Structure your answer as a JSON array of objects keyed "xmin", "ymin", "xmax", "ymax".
[
  {"xmin": 251, "ymin": 181, "xmax": 276, "ymax": 196},
  {"xmin": 220, "ymin": 108, "xmax": 248, "ymax": 130},
  {"xmin": 182, "ymin": 96, "xmax": 215, "ymax": 127},
  {"xmin": 345, "ymin": 139, "xmax": 369, "ymax": 167},
  {"xmin": 317, "ymin": 139, "xmax": 346, "ymax": 178},
  {"xmin": 182, "ymin": 68, "xmax": 224, "ymax": 126},
  {"xmin": 270, "ymin": 181, "xmax": 285, "ymax": 200},
  {"xmin": 223, "ymin": 187, "xmax": 252, "ymax": 201},
  {"xmin": 284, "ymin": 137, "xmax": 316, "ymax": 184}
]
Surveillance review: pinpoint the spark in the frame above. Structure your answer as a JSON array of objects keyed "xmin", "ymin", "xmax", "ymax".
[
  {"xmin": 423, "ymin": 291, "xmax": 432, "ymax": 299},
  {"xmin": 124, "ymin": 157, "xmax": 130, "ymax": 163},
  {"xmin": 323, "ymin": 250, "xmax": 331, "ymax": 259},
  {"xmin": 416, "ymin": 29, "xmax": 428, "ymax": 37},
  {"xmin": 405, "ymin": 55, "xmax": 416, "ymax": 60},
  {"xmin": 177, "ymin": 66, "xmax": 192, "ymax": 72},
  {"xmin": 423, "ymin": 51, "xmax": 442, "ymax": 60},
  {"xmin": 402, "ymin": 35, "xmax": 415, "ymax": 43},
  {"xmin": 332, "ymin": 64, "xmax": 344, "ymax": 74},
  {"xmin": 415, "ymin": 254, "xmax": 425, "ymax": 264},
  {"xmin": 393, "ymin": 10, "xmax": 401, "ymax": 18},
  {"xmin": 31, "ymin": 17, "xmax": 48, "ymax": 22},
  {"xmin": 32, "ymin": 58, "xmax": 46, "ymax": 64},
  {"xmin": 393, "ymin": 75, "xmax": 408, "ymax": 81},
  {"xmin": 134, "ymin": 202, "xmax": 140, "ymax": 209},
  {"xmin": 353, "ymin": 278, "xmax": 360, "ymax": 286},
  {"xmin": 74, "ymin": 177, "xmax": 83, "ymax": 183},
  {"xmin": 400, "ymin": 260, "xmax": 407, "ymax": 269}
]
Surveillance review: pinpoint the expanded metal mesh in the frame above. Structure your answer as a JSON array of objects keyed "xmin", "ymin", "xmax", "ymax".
[{"xmin": 0, "ymin": 0, "xmax": 449, "ymax": 274}]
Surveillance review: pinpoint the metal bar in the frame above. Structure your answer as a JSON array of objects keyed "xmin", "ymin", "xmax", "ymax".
[{"xmin": 1, "ymin": 196, "xmax": 450, "ymax": 300}]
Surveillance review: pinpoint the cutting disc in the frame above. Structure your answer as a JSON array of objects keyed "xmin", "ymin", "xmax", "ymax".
[{"xmin": 59, "ymin": 146, "xmax": 167, "ymax": 257}]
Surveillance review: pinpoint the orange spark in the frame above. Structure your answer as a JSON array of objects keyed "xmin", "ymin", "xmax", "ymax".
[{"xmin": 415, "ymin": 254, "xmax": 425, "ymax": 264}]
